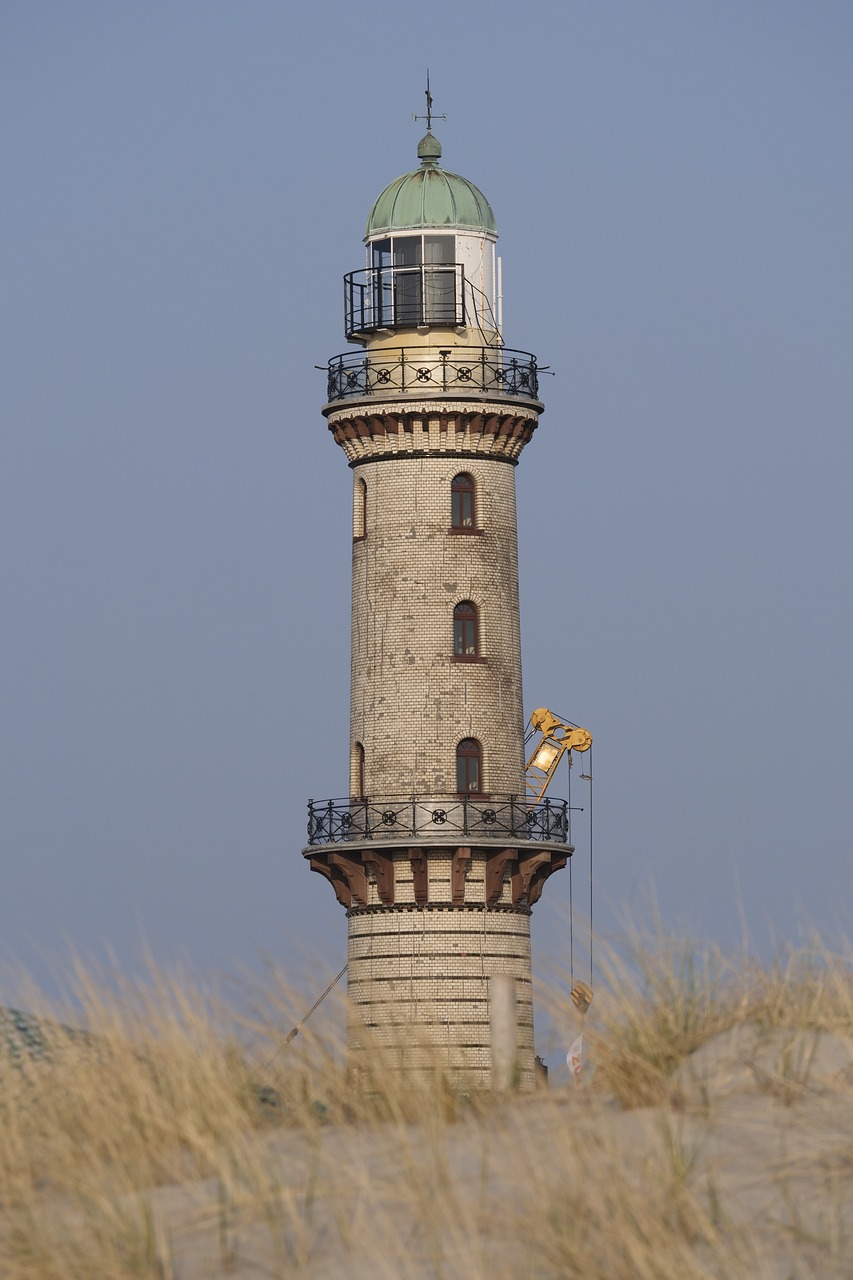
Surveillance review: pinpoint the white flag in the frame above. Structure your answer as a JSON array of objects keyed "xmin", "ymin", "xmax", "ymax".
[{"xmin": 567, "ymin": 1034, "xmax": 583, "ymax": 1078}]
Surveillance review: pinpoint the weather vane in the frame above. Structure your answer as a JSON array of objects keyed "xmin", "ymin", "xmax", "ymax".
[{"xmin": 412, "ymin": 71, "xmax": 446, "ymax": 133}]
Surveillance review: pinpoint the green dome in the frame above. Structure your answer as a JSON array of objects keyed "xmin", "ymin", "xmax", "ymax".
[{"xmin": 365, "ymin": 133, "xmax": 497, "ymax": 239}]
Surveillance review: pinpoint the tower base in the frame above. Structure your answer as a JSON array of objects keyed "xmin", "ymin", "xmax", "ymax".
[
  {"xmin": 347, "ymin": 902, "xmax": 534, "ymax": 1091},
  {"xmin": 305, "ymin": 831, "xmax": 570, "ymax": 1092}
]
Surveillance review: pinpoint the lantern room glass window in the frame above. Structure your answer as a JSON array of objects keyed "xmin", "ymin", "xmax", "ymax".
[
  {"xmin": 369, "ymin": 234, "xmax": 457, "ymax": 327},
  {"xmin": 456, "ymin": 738, "xmax": 482, "ymax": 794},
  {"xmin": 451, "ymin": 473, "xmax": 476, "ymax": 529},
  {"xmin": 453, "ymin": 601, "xmax": 479, "ymax": 657},
  {"xmin": 370, "ymin": 235, "xmax": 454, "ymax": 268}
]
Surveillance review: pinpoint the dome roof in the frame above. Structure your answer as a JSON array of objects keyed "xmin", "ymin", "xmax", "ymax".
[{"xmin": 365, "ymin": 133, "xmax": 497, "ymax": 239}]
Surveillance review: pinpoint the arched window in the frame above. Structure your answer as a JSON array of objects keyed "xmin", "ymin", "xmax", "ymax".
[
  {"xmin": 453, "ymin": 601, "xmax": 479, "ymax": 657},
  {"xmin": 451, "ymin": 473, "xmax": 476, "ymax": 530},
  {"xmin": 353, "ymin": 477, "xmax": 367, "ymax": 541},
  {"xmin": 352, "ymin": 742, "xmax": 365, "ymax": 799},
  {"xmin": 456, "ymin": 738, "xmax": 482, "ymax": 795}
]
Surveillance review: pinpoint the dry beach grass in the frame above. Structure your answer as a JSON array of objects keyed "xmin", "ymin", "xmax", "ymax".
[{"xmin": 2, "ymin": 935, "xmax": 853, "ymax": 1278}]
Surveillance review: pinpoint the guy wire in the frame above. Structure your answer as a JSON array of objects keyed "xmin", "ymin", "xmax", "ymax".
[{"xmin": 263, "ymin": 963, "xmax": 348, "ymax": 1067}]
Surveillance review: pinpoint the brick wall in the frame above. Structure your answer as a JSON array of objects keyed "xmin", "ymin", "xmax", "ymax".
[
  {"xmin": 347, "ymin": 901, "xmax": 535, "ymax": 1091},
  {"xmin": 350, "ymin": 454, "xmax": 526, "ymax": 798}
]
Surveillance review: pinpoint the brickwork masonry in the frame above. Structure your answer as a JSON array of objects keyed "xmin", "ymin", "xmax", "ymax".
[
  {"xmin": 347, "ymin": 904, "xmax": 535, "ymax": 1091},
  {"xmin": 350, "ymin": 454, "xmax": 525, "ymax": 797}
]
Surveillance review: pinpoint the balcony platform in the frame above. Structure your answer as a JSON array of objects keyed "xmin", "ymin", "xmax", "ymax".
[
  {"xmin": 323, "ymin": 345, "xmax": 542, "ymax": 411},
  {"xmin": 303, "ymin": 794, "xmax": 572, "ymax": 911},
  {"xmin": 305, "ymin": 793, "xmax": 570, "ymax": 847}
]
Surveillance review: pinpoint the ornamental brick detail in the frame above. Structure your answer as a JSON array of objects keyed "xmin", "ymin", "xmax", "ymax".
[
  {"xmin": 326, "ymin": 406, "xmax": 538, "ymax": 464},
  {"xmin": 307, "ymin": 845, "xmax": 570, "ymax": 910}
]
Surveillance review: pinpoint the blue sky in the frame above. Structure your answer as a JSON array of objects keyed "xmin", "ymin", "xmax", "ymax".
[{"xmin": 2, "ymin": 1, "xmax": 852, "ymax": 1012}]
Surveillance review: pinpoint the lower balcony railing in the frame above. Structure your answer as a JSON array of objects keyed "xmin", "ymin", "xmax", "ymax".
[
  {"xmin": 325, "ymin": 346, "xmax": 540, "ymax": 405},
  {"xmin": 306, "ymin": 794, "xmax": 569, "ymax": 846}
]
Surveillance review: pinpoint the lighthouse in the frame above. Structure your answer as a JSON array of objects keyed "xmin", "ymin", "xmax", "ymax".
[{"xmin": 304, "ymin": 119, "xmax": 574, "ymax": 1091}]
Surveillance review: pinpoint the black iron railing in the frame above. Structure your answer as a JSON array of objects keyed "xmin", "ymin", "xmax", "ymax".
[
  {"xmin": 345, "ymin": 264, "xmax": 466, "ymax": 337},
  {"xmin": 325, "ymin": 346, "xmax": 540, "ymax": 405},
  {"xmin": 306, "ymin": 794, "xmax": 569, "ymax": 846}
]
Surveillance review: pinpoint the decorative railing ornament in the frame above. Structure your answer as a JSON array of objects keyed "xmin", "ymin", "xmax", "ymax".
[
  {"xmin": 306, "ymin": 793, "xmax": 570, "ymax": 847},
  {"xmin": 325, "ymin": 346, "xmax": 540, "ymax": 405}
]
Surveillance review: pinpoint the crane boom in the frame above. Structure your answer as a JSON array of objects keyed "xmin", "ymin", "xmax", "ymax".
[{"xmin": 525, "ymin": 707, "xmax": 592, "ymax": 801}]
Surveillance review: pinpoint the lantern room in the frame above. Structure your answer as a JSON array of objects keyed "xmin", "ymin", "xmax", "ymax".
[{"xmin": 344, "ymin": 132, "xmax": 501, "ymax": 343}]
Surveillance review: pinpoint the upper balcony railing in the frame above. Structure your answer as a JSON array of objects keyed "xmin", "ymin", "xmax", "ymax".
[
  {"xmin": 325, "ymin": 346, "xmax": 540, "ymax": 406},
  {"xmin": 345, "ymin": 264, "xmax": 466, "ymax": 339},
  {"xmin": 306, "ymin": 793, "xmax": 570, "ymax": 847}
]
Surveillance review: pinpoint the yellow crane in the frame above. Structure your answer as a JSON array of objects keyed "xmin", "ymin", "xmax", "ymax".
[
  {"xmin": 525, "ymin": 707, "xmax": 596, "ymax": 1030},
  {"xmin": 525, "ymin": 707, "xmax": 592, "ymax": 802}
]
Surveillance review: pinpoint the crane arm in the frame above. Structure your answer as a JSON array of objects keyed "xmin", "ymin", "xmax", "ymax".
[{"xmin": 525, "ymin": 707, "xmax": 592, "ymax": 802}]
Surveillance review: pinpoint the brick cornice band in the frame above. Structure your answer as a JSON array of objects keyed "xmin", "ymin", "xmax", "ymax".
[
  {"xmin": 307, "ymin": 843, "xmax": 571, "ymax": 910},
  {"xmin": 327, "ymin": 407, "xmax": 539, "ymax": 464}
]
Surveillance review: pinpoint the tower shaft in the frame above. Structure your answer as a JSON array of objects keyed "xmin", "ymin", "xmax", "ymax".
[{"xmin": 351, "ymin": 445, "xmax": 525, "ymax": 798}]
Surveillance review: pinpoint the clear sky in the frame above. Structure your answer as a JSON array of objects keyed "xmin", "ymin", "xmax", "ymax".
[{"xmin": 2, "ymin": 1, "xmax": 852, "ymax": 1003}]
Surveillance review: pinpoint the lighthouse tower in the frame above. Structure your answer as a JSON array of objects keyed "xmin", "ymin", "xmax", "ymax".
[{"xmin": 304, "ymin": 125, "xmax": 571, "ymax": 1091}]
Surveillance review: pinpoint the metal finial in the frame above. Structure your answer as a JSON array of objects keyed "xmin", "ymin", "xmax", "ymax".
[{"xmin": 412, "ymin": 70, "xmax": 446, "ymax": 133}]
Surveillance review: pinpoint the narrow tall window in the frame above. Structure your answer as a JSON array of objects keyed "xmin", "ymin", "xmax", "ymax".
[
  {"xmin": 423, "ymin": 235, "xmax": 455, "ymax": 323},
  {"xmin": 451, "ymin": 473, "xmax": 476, "ymax": 530},
  {"xmin": 456, "ymin": 738, "xmax": 482, "ymax": 794},
  {"xmin": 353, "ymin": 476, "xmax": 367, "ymax": 540},
  {"xmin": 352, "ymin": 742, "xmax": 365, "ymax": 799},
  {"xmin": 453, "ymin": 601, "xmax": 479, "ymax": 657},
  {"xmin": 394, "ymin": 235, "xmax": 421, "ymax": 324}
]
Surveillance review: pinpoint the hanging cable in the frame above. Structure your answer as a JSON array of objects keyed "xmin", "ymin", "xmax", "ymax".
[
  {"xmin": 568, "ymin": 742, "xmax": 594, "ymax": 1020},
  {"xmin": 568, "ymin": 851, "xmax": 574, "ymax": 987},
  {"xmin": 567, "ymin": 745, "xmax": 574, "ymax": 985},
  {"xmin": 588, "ymin": 746, "xmax": 594, "ymax": 988}
]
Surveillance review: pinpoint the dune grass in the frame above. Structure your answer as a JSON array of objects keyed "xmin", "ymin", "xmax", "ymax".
[
  {"xmin": 570, "ymin": 929, "xmax": 853, "ymax": 1108},
  {"xmin": 1, "ymin": 934, "xmax": 852, "ymax": 1277}
]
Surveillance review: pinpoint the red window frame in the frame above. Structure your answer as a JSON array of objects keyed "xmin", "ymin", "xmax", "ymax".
[
  {"xmin": 456, "ymin": 738, "xmax": 482, "ymax": 795},
  {"xmin": 450, "ymin": 472, "xmax": 476, "ymax": 532},
  {"xmin": 453, "ymin": 601, "xmax": 479, "ymax": 658},
  {"xmin": 353, "ymin": 477, "xmax": 367, "ymax": 542},
  {"xmin": 352, "ymin": 742, "xmax": 365, "ymax": 799}
]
